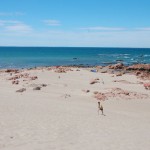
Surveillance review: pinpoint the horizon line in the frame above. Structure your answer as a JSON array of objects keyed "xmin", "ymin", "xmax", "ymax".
[{"xmin": 0, "ymin": 46, "xmax": 150, "ymax": 49}]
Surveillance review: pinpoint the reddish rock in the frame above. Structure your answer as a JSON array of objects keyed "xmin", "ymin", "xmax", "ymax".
[
  {"xmin": 127, "ymin": 64, "xmax": 150, "ymax": 71},
  {"xmin": 116, "ymin": 73, "xmax": 123, "ymax": 76},
  {"xmin": 143, "ymin": 83, "xmax": 150, "ymax": 90},
  {"xmin": 136, "ymin": 71, "xmax": 141, "ymax": 76},
  {"xmin": 5, "ymin": 69, "xmax": 19, "ymax": 73},
  {"xmin": 109, "ymin": 63, "xmax": 124, "ymax": 69},
  {"xmin": 94, "ymin": 92, "xmax": 107, "ymax": 101}
]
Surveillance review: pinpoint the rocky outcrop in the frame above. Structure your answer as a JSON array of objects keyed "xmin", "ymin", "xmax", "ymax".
[
  {"xmin": 93, "ymin": 88, "xmax": 149, "ymax": 100},
  {"xmin": 5, "ymin": 69, "xmax": 19, "ymax": 73},
  {"xmin": 127, "ymin": 64, "xmax": 150, "ymax": 71},
  {"xmin": 109, "ymin": 63, "xmax": 125, "ymax": 69}
]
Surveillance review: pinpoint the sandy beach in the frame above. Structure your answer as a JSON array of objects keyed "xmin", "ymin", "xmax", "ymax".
[{"xmin": 0, "ymin": 66, "xmax": 150, "ymax": 150}]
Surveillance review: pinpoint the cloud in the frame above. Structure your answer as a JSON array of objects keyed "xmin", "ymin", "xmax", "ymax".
[
  {"xmin": 80, "ymin": 26, "xmax": 125, "ymax": 31},
  {"xmin": 0, "ymin": 12, "xmax": 25, "ymax": 16},
  {"xmin": 43, "ymin": 20, "xmax": 61, "ymax": 26},
  {"xmin": 136, "ymin": 27, "xmax": 150, "ymax": 31},
  {"xmin": 0, "ymin": 20, "xmax": 21, "ymax": 25},
  {"xmin": 5, "ymin": 24, "xmax": 32, "ymax": 32},
  {"xmin": 0, "ymin": 20, "xmax": 32, "ymax": 33},
  {"xmin": 1, "ymin": 24, "xmax": 150, "ymax": 47}
]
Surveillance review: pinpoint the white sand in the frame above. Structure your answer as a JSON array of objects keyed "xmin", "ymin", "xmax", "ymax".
[{"xmin": 0, "ymin": 68, "xmax": 150, "ymax": 150}]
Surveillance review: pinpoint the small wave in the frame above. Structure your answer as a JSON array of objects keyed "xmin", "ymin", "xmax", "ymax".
[
  {"xmin": 144, "ymin": 55, "xmax": 150, "ymax": 57},
  {"xmin": 124, "ymin": 56, "xmax": 130, "ymax": 58}
]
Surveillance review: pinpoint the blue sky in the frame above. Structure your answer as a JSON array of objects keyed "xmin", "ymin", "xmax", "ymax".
[{"xmin": 0, "ymin": 0, "xmax": 150, "ymax": 47}]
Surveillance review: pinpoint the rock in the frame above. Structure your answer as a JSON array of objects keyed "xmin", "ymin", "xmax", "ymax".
[
  {"xmin": 94, "ymin": 92, "xmax": 107, "ymax": 101},
  {"xmin": 16, "ymin": 88, "xmax": 26, "ymax": 92},
  {"xmin": 143, "ymin": 83, "xmax": 150, "ymax": 90},
  {"xmin": 95, "ymin": 78, "xmax": 99, "ymax": 80},
  {"xmin": 41, "ymin": 84, "xmax": 47, "ymax": 87},
  {"xmin": 109, "ymin": 63, "xmax": 124, "ymax": 69},
  {"xmin": 30, "ymin": 76, "xmax": 38, "ymax": 80},
  {"xmin": 82, "ymin": 89, "xmax": 90, "ymax": 93},
  {"xmin": 135, "ymin": 71, "xmax": 141, "ymax": 76},
  {"xmin": 116, "ymin": 73, "xmax": 123, "ymax": 76},
  {"xmin": 33, "ymin": 87, "xmax": 41, "ymax": 90},
  {"xmin": 5, "ymin": 69, "xmax": 19, "ymax": 73},
  {"xmin": 12, "ymin": 80, "xmax": 19, "ymax": 84},
  {"xmin": 93, "ymin": 91, "xmax": 99, "ymax": 94},
  {"xmin": 90, "ymin": 80, "xmax": 98, "ymax": 84},
  {"xmin": 127, "ymin": 64, "xmax": 150, "ymax": 71}
]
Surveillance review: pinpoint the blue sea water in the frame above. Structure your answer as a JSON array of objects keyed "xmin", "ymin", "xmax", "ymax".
[{"xmin": 0, "ymin": 47, "xmax": 150, "ymax": 69}]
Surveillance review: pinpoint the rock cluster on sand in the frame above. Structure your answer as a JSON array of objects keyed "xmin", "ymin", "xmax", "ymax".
[
  {"xmin": 5, "ymin": 69, "xmax": 19, "ymax": 73},
  {"xmin": 7, "ymin": 72, "xmax": 38, "ymax": 85},
  {"xmin": 127, "ymin": 64, "xmax": 150, "ymax": 71},
  {"xmin": 93, "ymin": 87, "xmax": 148, "ymax": 100},
  {"xmin": 47, "ymin": 66, "xmax": 73, "ymax": 73}
]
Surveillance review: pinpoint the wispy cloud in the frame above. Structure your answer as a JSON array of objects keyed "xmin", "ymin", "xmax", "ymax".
[
  {"xmin": 0, "ymin": 12, "xmax": 25, "ymax": 16},
  {"xmin": 80, "ymin": 26, "xmax": 125, "ymax": 31},
  {"xmin": 43, "ymin": 20, "xmax": 61, "ymax": 26},
  {"xmin": 0, "ymin": 20, "xmax": 21, "ymax": 25},
  {"xmin": 136, "ymin": 27, "xmax": 150, "ymax": 31},
  {"xmin": 0, "ymin": 20, "xmax": 32, "ymax": 33},
  {"xmin": 5, "ymin": 24, "xmax": 32, "ymax": 32}
]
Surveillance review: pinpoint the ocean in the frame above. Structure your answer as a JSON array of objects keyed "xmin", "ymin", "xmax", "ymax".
[{"xmin": 0, "ymin": 47, "xmax": 150, "ymax": 69}]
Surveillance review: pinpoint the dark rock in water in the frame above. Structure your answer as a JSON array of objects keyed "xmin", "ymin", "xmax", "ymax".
[
  {"xmin": 73, "ymin": 58, "xmax": 77, "ymax": 60},
  {"xmin": 16, "ymin": 88, "xmax": 26, "ymax": 92},
  {"xmin": 33, "ymin": 87, "xmax": 41, "ymax": 90}
]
